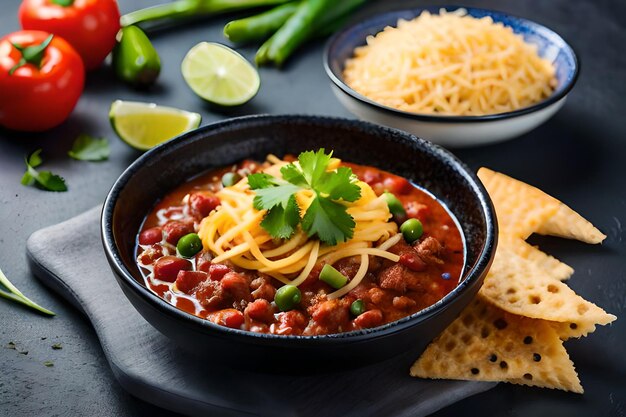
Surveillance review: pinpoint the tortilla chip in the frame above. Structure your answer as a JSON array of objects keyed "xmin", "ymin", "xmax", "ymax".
[
  {"xmin": 410, "ymin": 296, "xmax": 583, "ymax": 393},
  {"xmin": 477, "ymin": 168, "xmax": 560, "ymax": 239},
  {"xmin": 549, "ymin": 320, "xmax": 599, "ymax": 340},
  {"xmin": 500, "ymin": 235, "xmax": 573, "ymax": 281},
  {"xmin": 478, "ymin": 168, "xmax": 606, "ymax": 244},
  {"xmin": 479, "ymin": 246, "xmax": 616, "ymax": 327},
  {"xmin": 536, "ymin": 204, "xmax": 606, "ymax": 244}
]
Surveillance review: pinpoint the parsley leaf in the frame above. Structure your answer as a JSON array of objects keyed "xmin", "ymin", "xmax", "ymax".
[
  {"xmin": 21, "ymin": 149, "xmax": 67, "ymax": 192},
  {"xmin": 68, "ymin": 134, "xmax": 110, "ymax": 161},
  {"xmin": 248, "ymin": 149, "xmax": 361, "ymax": 245}
]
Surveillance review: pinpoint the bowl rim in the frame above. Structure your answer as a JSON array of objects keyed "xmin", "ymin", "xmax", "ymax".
[
  {"xmin": 101, "ymin": 114, "xmax": 497, "ymax": 344},
  {"xmin": 323, "ymin": 5, "xmax": 579, "ymax": 124}
]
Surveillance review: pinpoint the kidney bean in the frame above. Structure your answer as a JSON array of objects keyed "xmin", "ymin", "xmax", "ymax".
[
  {"xmin": 208, "ymin": 264, "xmax": 231, "ymax": 281},
  {"xmin": 153, "ymin": 256, "xmax": 192, "ymax": 282},
  {"xmin": 175, "ymin": 270, "xmax": 208, "ymax": 294},
  {"xmin": 211, "ymin": 309, "xmax": 245, "ymax": 329},
  {"xmin": 354, "ymin": 309, "xmax": 383, "ymax": 328},
  {"xmin": 163, "ymin": 220, "xmax": 194, "ymax": 245},
  {"xmin": 188, "ymin": 192, "xmax": 220, "ymax": 219},
  {"xmin": 399, "ymin": 252, "xmax": 427, "ymax": 272},
  {"xmin": 383, "ymin": 176, "xmax": 412, "ymax": 195},
  {"xmin": 139, "ymin": 227, "xmax": 163, "ymax": 245}
]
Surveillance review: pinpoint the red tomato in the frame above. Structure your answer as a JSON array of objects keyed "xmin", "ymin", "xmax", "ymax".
[
  {"xmin": 19, "ymin": 0, "xmax": 120, "ymax": 70},
  {"xmin": 0, "ymin": 30, "xmax": 84, "ymax": 132}
]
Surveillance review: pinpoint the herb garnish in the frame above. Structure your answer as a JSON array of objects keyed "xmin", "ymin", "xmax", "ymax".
[
  {"xmin": 68, "ymin": 134, "xmax": 110, "ymax": 161},
  {"xmin": 0, "ymin": 266, "xmax": 55, "ymax": 316},
  {"xmin": 20, "ymin": 149, "xmax": 67, "ymax": 192},
  {"xmin": 248, "ymin": 149, "xmax": 361, "ymax": 245}
]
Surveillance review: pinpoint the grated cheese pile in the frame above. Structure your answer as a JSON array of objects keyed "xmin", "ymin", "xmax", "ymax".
[{"xmin": 343, "ymin": 9, "xmax": 557, "ymax": 116}]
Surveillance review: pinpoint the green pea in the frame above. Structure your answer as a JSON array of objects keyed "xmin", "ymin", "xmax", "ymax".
[
  {"xmin": 350, "ymin": 299, "xmax": 365, "ymax": 316},
  {"xmin": 400, "ymin": 218, "xmax": 423, "ymax": 244},
  {"xmin": 382, "ymin": 191, "xmax": 406, "ymax": 218},
  {"xmin": 319, "ymin": 264, "xmax": 348, "ymax": 289},
  {"xmin": 274, "ymin": 285, "xmax": 302, "ymax": 312},
  {"xmin": 177, "ymin": 233, "xmax": 203, "ymax": 258},
  {"xmin": 221, "ymin": 172, "xmax": 242, "ymax": 187}
]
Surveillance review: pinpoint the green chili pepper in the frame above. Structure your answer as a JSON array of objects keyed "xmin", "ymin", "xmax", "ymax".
[{"xmin": 112, "ymin": 25, "xmax": 161, "ymax": 87}]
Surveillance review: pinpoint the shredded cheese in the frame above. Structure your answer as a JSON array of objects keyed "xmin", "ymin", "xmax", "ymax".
[
  {"xmin": 343, "ymin": 9, "xmax": 557, "ymax": 116},
  {"xmin": 198, "ymin": 155, "xmax": 401, "ymax": 293}
]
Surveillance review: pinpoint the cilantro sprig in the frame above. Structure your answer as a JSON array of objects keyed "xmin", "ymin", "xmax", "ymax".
[
  {"xmin": 20, "ymin": 149, "xmax": 67, "ymax": 192},
  {"xmin": 248, "ymin": 149, "xmax": 361, "ymax": 245},
  {"xmin": 68, "ymin": 134, "xmax": 110, "ymax": 161}
]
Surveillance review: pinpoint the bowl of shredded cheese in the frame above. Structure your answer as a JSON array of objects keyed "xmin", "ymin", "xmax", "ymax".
[{"xmin": 324, "ymin": 7, "xmax": 579, "ymax": 147}]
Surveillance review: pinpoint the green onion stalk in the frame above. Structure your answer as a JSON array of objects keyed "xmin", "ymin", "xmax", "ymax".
[
  {"xmin": 121, "ymin": 0, "xmax": 293, "ymax": 27},
  {"xmin": 254, "ymin": 0, "xmax": 368, "ymax": 66}
]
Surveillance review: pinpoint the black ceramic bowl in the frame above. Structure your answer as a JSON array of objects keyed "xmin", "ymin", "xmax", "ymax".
[{"xmin": 102, "ymin": 115, "xmax": 497, "ymax": 369}]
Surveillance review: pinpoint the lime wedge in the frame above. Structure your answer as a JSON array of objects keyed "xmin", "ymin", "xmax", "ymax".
[
  {"xmin": 181, "ymin": 42, "xmax": 260, "ymax": 106},
  {"xmin": 109, "ymin": 100, "xmax": 201, "ymax": 151}
]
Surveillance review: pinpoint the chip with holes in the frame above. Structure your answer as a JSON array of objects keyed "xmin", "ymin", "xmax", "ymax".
[
  {"xmin": 480, "ymin": 245, "xmax": 616, "ymax": 327},
  {"xmin": 411, "ymin": 168, "xmax": 616, "ymax": 393},
  {"xmin": 410, "ymin": 296, "xmax": 583, "ymax": 393}
]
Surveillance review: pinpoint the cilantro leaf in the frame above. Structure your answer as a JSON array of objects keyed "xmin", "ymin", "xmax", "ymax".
[
  {"xmin": 252, "ymin": 182, "xmax": 301, "ymax": 211},
  {"xmin": 301, "ymin": 196, "xmax": 355, "ymax": 246},
  {"xmin": 280, "ymin": 163, "xmax": 307, "ymax": 187},
  {"xmin": 247, "ymin": 173, "xmax": 276, "ymax": 189},
  {"xmin": 298, "ymin": 149, "xmax": 332, "ymax": 187},
  {"xmin": 247, "ymin": 149, "xmax": 361, "ymax": 245},
  {"xmin": 28, "ymin": 149, "xmax": 43, "ymax": 168},
  {"xmin": 260, "ymin": 195, "xmax": 300, "ymax": 239},
  {"xmin": 21, "ymin": 149, "xmax": 67, "ymax": 192},
  {"xmin": 68, "ymin": 134, "xmax": 109, "ymax": 161},
  {"xmin": 35, "ymin": 171, "xmax": 68, "ymax": 192},
  {"xmin": 316, "ymin": 166, "xmax": 361, "ymax": 202}
]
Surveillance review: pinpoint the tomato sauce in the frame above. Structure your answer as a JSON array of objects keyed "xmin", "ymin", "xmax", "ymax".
[{"xmin": 136, "ymin": 159, "xmax": 464, "ymax": 335}]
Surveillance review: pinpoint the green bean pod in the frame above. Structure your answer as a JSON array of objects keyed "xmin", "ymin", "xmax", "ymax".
[
  {"xmin": 112, "ymin": 25, "xmax": 161, "ymax": 87},
  {"xmin": 224, "ymin": 2, "xmax": 299, "ymax": 44}
]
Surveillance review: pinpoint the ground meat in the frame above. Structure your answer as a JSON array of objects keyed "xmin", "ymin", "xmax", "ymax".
[
  {"xmin": 195, "ymin": 280, "xmax": 226, "ymax": 310},
  {"xmin": 309, "ymin": 299, "xmax": 350, "ymax": 331},
  {"xmin": 220, "ymin": 272, "xmax": 251, "ymax": 303},
  {"xmin": 378, "ymin": 264, "xmax": 408, "ymax": 293},
  {"xmin": 393, "ymin": 296, "xmax": 417, "ymax": 310},
  {"xmin": 244, "ymin": 299, "xmax": 274, "ymax": 323},
  {"xmin": 334, "ymin": 256, "xmax": 361, "ymax": 279},
  {"xmin": 273, "ymin": 310, "xmax": 308, "ymax": 335},
  {"xmin": 414, "ymin": 236, "xmax": 445, "ymax": 265}
]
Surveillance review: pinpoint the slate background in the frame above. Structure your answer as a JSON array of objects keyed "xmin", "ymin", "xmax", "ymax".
[{"xmin": 1, "ymin": 0, "xmax": 625, "ymax": 416}]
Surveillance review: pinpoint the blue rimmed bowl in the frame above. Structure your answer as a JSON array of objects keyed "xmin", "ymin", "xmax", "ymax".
[{"xmin": 324, "ymin": 6, "xmax": 579, "ymax": 147}]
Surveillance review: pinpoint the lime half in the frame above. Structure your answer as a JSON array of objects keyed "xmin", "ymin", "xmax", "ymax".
[
  {"xmin": 109, "ymin": 100, "xmax": 201, "ymax": 151},
  {"xmin": 181, "ymin": 42, "xmax": 260, "ymax": 106}
]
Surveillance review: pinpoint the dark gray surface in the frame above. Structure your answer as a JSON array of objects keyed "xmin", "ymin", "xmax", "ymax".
[
  {"xmin": 25, "ymin": 205, "xmax": 495, "ymax": 417},
  {"xmin": 0, "ymin": 0, "xmax": 625, "ymax": 416}
]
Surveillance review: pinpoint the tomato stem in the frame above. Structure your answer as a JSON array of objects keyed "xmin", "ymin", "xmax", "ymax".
[
  {"xmin": 9, "ymin": 34, "xmax": 54, "ymax": 75},
  {"xmin": 50, "ymin": 0, "xmax": 74, "ymax": 6}
]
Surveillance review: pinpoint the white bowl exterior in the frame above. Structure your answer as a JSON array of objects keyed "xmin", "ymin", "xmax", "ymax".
[{"xmin": 331, "ymin": 84, "xmax": 566, "ymax": 147}]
